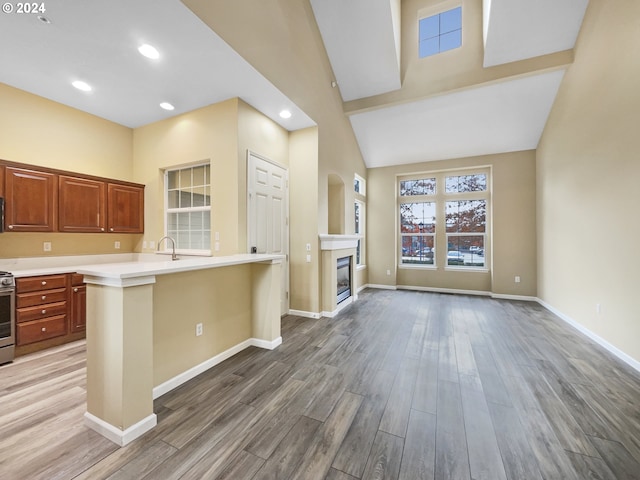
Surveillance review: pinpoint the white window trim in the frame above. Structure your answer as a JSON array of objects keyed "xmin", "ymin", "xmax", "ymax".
[
  {"xmin": 163, "ymin": 162, "xmax": 212, "ymax": 256},
  {"xmin": 398, "ymin": 167, "xmax": 491, "ymax": 271}
]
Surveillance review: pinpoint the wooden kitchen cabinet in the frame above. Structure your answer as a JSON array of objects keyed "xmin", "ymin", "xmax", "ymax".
[
  {"xmin": 4, "ymin": 166, "xmax": 57, "ymax": 232},
  {"xmin": 59, "ymin": 175, "xmax": 106, "ymax": 233},
  {"xmin": 107, "ymin": 183, "xmax": 144, "ymax": 233},
  {"xmin": 70, "ymin": 273, "xmax": 86, "ymax": 333},
  {"xmin": 15, "ymin": 273, "xmax": 87, "ymax": 356},
  {"xmin": 16, "ymin": 274, "xmax": 69, "ymax": 347}
]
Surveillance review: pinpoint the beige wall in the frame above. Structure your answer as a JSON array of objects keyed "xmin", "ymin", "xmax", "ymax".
[
  {"xmin": 237, "ymin": 99, "xmax": 290, "ymax": 252},
  {"xmin": 537, "ymin": 0, "xmax": 640, "ymax": 362},
  {"xmin": 344, "ymin": 0, "xmax": 573, "ymax": 115},
  {"xmin": 289, "ymin": 127, "xmax": 321, "ymax": 314},
  {"xmin": 0, "ymin": 83, "xmax": 137, "ymax": 258},
  {"xmin": 368, "ymin": 151, "xmax": 536, "ymax": 296},
  {"xmin": 182, "ymin": 0, "xmax": 368, "ymax": 238},
  {"xmin": 133, "ymin": 99, "xmax": 240, "ymax": 255}
]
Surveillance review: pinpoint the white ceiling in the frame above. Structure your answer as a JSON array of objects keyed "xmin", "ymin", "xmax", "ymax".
[
  {"xmin": 0, "ymin": 0, "xmax": 589, "ymax": 169},
  {"xmin": 350, "ymin": 69, "xmax": 565, "ymax": 168},
  {"xmin": 0, "ymin": 0, "xmax": 315, "ymax": 130},
  {"xmin": 312, "ymin": 0, "xmax": 590, "ymax": 168}
]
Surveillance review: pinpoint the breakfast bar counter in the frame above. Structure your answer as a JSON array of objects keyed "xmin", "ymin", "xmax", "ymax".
[{"xmin": 76, "ymin": 254, "xmax": 283, "ymax": 446}]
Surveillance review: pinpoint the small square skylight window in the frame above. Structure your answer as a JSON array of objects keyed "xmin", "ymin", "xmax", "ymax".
[{"xmin": 419, "ymin": 6, "xmax": 462, "ymax": 58}]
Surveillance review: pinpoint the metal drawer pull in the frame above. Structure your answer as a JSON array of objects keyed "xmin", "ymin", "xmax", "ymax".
[
  {"xmin": 41, "ymin": 309, "xmax": 46, "ymax": 314},
  {"xmin": 41, "ymin": 281, "xmax": 47, "ymax": 285},
  {"xmin": 42, "ymin": 295, "xmax": 46, "ymax": 300},
  {"xmin": 41, "ymin": 327, "xmax": 46, "ymax": 332},
  {"xmin": 74, "ymin": 288, "xmax": 78, "ymax": 292}
]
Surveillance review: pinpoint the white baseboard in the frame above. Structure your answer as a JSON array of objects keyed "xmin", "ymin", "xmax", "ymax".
[
  {"xmin": 288, "ymin": 309, "xmax": 322, "ymax": 319},
  {"xmin": 322, "ymin": 296, "xmax": 354, "ymax": 318},
  {"xmin": 398, "ymin": 285, "xmax": 491, "ymax": 296},
  {"xmin": 84, "ymin": 411, "xmax": 157, "ymax": 447},
  {"xmin": 491, "ymin": 293, "xmax": 537, "ymax": 302},
  {"xmin": 537, "ymin": 298, "xmax": 640, "ymax": 374},
  {"xmin": 365, "ymin": 284, "xmax": 397, "ymax": 290},
  {"xmin": 152, "ymin": 336, "xmax": 282, "ymax": 399}
]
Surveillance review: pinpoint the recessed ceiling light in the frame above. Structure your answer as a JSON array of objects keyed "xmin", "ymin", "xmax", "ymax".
[
  {"xmin": 160, "ymin": 102, "xmax": 175, "ymax": 111},
  {"xmin": 279, "ymin": 110, "xmax": 292, "ymax": 119},
  {"xmin": 138, "ymin": 44, "xmax": 160, "ymax": 60},
  {"xmin": 72, "ymin": 80, "xmax": 92, "ymax": 92}
]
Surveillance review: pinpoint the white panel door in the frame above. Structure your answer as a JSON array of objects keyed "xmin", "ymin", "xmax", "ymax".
[{"xmin": 248, "ymin": 152, "xmax": 289, "ymax": 315}]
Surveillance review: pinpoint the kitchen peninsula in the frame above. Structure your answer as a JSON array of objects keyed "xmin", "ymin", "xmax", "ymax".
[{"xmin": 75, "ymin": 253, "xmax": 283, "ymax": 446}]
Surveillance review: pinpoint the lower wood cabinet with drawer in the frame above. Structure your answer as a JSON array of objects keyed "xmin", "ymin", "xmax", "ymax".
[{"xmin": 15, "ymin": 273, "xmax": 86, "ymax": 356}]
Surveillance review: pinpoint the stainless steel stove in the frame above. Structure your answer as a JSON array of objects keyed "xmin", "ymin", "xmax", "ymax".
[{"xmin": 0, "ymin": 271, "xmax": 16, "ymax": 365}]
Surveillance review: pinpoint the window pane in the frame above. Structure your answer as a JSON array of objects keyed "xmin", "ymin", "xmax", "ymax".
[
  {"xmin": 440, "ymin": 29, "xmax": 461, "ymax": 52},
  {"xmin": 400, "ymin": 178, "xmax": 436, "ymax": 196},
  {"xmin": 355, "ymin": 203, "xmax": 361, "ymax": 234},
  {"xmin": 446, "ymin": 174, "xmax": 487, "ymax": 193},
  {"xmin": 179, "ymin": 169, "xmax": 192, "ymax": 189},
  {"xmin": 167, "ymin": 171, "xmax": 179, "ymax": 190},
  {"xmin": 446, "ymin": 200, "xmax": 486, "ymax": 233},
  {"xmin": 193, "ymin": 186, "xmax": 206, "ymax": 207},
  {"xmin": 401, "ymin": 202, "xmax": 436, "ymax": 234},
  {"xmin": 192, "ymin": 166, "xmax": 205, "ymax": 186},
  {"xmin": 167, "ymin": 190, "xmax": 179, "ymax": 209},
  {"xmin": 354, "ymin": 178, "xmax": 361, "ymax": 193},
  {"xmin": 440, "ymin": 7, "xmax": 461, "ymax": 34},
  {"xmin": 419, "ymin": 37, "xmax": 440, "ymax": 58},
  {"xmin": 401, "ymin": 235, "xmax": 435, "ymax": 265},
  {"xmin": 447, "ymin": 235, "xmax": 485, "ymax": 267},
  {"xmin": 419, "ymin": 15, "xmax": 439, "ymax": 40}
]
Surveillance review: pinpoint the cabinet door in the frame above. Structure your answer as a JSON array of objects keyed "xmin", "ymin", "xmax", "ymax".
[
  {"xmin": 107, "ymin": 183, "xmax": 144, "ymax": 233},
  {"xmin": 4, "ymin": 167, "xmax": 57, "ymax": 232},
  {"xmin": 59, "ymin": 175, "xmax": 106, "ymax": 233},
  {"xmin": 70, "ymin": 285, "xmax": 86, "ymax": 333}
]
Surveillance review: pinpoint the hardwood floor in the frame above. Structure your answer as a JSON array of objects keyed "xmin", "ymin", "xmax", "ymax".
[{"xmin": 1, "ymin": 289, "xmax": 640, "ymax": 479}]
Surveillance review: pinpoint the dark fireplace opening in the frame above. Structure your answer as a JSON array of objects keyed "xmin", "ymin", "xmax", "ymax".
[{"xmin": 337, "ymin": 256, "xmax": 351, "ymax": 304}]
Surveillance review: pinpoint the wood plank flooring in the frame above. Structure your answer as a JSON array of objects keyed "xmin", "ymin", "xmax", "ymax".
[{"xmin": 1, "ymin": 289, "xmax": 640, "ymax": 479}]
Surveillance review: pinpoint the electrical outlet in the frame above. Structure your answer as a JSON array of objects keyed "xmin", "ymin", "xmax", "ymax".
[
  {"xmin": 306, "ymin": 243, "xmax": 311, "ymax": 251},
  {"xmin": 196, "ymin": 323, "xmax": 203, "ymax": 336},
  {"xmin": 386, "ymin": 269, "xmax": 391, "ymax": 275},
  {"xmin": 215, "ymin": 231, "xmax": 220, "ymax": 241},
  {"xmin": 143, "ymin": 240, "xmax": 148, "ymax": 249},
  {"xmin": 150, "ymin": 240, "xmax": 155, "ymax": 249},
  {"xmin": 43, "ymin": 242, "xmax": 52, "ymax": 252},
  {"xmin": 215, "ymin": 242, "xmax": 220, "ymax": 251},
  {"xmin": 596, "ymin": 304, "xmax": 601, "ymax": 314},
  {"xmin": 515, "ymin": 275, "xmax": 521, "ymax": 283},
  {"xmin": 114, "ymin": 241, "xmax": 121, "ymax": 249},
  {"xmin": 306, "ymin": 254, "xmax": 311, "ymax": 263}
]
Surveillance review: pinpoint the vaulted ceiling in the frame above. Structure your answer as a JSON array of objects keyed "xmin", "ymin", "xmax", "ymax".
[{"xmin": 0, "ymin": 0, "xmax": 589, "ymax": 168}]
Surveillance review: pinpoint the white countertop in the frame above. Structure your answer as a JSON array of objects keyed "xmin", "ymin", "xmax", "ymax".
[{"xmin": 3, "ymin": 253, "xmax": 283, "ymax": 285}]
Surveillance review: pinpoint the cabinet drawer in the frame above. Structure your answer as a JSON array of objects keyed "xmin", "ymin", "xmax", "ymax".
[
  {"xmin": 17, "ymin": 315, "xmax": 67, "ymax": 346},
  {"xmin": 17, "ymin": 274, "xmax": 67, "ymax": 293},
  {"xmin": 16, "ymin": 301, "xmax": 67, "ymax": 323},
  {"xmin": 17, "ymin": 288, "xmax": 67, "ymax": 308}
]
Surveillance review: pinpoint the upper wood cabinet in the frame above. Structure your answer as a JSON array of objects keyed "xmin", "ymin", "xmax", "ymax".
[
  {"xmin": 107, "ymin": 183, "xmax": 144, "ymax": 233},
  {"xmin": 59, "ymin": 175, "xmax": 106, "ymax": 233},
  {"xmin": 0, "ymin": 160, "xmax": 144, "ymax": 234},
  {"xmin": 4, "ymin": 166, "xmax": 57, "ymax": 232}
]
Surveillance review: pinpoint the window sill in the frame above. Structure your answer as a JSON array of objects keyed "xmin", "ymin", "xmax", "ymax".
[
  {"xmin": 356, "ymin": 264, "xmax": 367, "ymax": 271},
  {"xmin": 444, "ymin": 266, "xmax": 489, "ymax": 273},
  {"xmin": 399, "ymin": 264, "xmax": 437, "ymax": 270}
]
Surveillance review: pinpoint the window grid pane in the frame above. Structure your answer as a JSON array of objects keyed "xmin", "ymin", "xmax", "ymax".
[
  {"xmin": 419, "ymin": 7, "xmax": 462, "ymax": 58},
  {"xmin": 400, "ymin": 178, "xmax": 436, "ymax": 196},
  {"xmin": 401, "ymin": 235, "xmax": 435, "ymax": 265},
  {"xmin": 166, "ymin": 164, "xmax": 211, "ymax": 252}
]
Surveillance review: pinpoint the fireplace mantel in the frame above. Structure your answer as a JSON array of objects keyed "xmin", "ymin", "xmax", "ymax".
[{"xmin": 319, "ymin": 234, "xmax": 360, "ymax": 251}]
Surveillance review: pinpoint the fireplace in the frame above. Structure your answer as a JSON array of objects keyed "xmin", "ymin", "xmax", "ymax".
[{"xmin": 336, "ymin": 256, "xmax": 351, "ymax": 304}]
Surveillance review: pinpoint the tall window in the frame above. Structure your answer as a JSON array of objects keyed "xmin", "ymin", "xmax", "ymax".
[
  {"xmin": 419, "ymin": 6, "xmax": 462, "ymax": 58},
  {"xmin": 165, "ymin": 163, "xmax": 211, "ymax": 254},
  {"xmin": 355, "ymin": 174, "xmax": 366, "ymax": 267},
  {"xmin": 399, "ymin": 170, "xmax": 489, "ymax": 269}
]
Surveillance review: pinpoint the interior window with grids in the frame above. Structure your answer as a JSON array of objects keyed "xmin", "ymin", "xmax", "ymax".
[
  {"xmin": 165, "ymin": 163, "xmax": 211, "ymax": 254},
  {"xmin": 400, "ymin": 177, "xmax": 437, "ymax": 265},
  {"xmin": 445, "ymin": 173, "xmax": 487, "ymax": 268}
]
